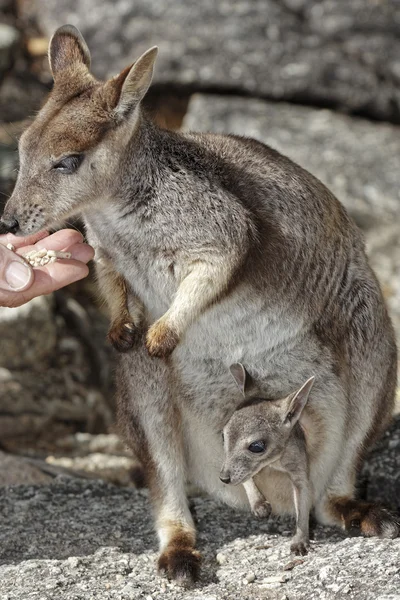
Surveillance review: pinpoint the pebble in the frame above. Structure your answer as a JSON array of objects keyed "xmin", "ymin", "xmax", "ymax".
[
  {"xmin": 243, "ymin": 572, "xmax": 256, "ymax": 584},
  {"xmin": 216, "ymin": 553, "xmax": 227, "ymax": 565},
  {"xmin": 261, "ymin": 573, "xmax": 291, "ymax": 587}
]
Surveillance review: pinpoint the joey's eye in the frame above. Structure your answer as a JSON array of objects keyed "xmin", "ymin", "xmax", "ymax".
[
  {"xmin": 248, "ymin": 441, "xmax": 266, "ymax": 453},
  {"xmin": 53, "ymin": 154, "xmax": 84, "ymax": 174}
]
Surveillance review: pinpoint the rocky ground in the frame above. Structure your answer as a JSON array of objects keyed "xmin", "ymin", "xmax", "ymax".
[{"xmin": 0, "ymin": 0, "xmax": 399, "ymax": 598}]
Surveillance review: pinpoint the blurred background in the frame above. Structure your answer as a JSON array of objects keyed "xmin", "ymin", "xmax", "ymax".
[{"xmin": 0, "ymin": 0, "xmax": 399, "ymax": 493}]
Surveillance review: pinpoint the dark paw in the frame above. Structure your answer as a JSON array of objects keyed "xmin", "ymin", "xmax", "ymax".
[
  {"xmin": 146, "ymin": 320, "xmax": 179, "ymax": 359},
  {"xmin": 290, "ymin": 540, "xmax": 309, "ymax": 556},
  {"xmin": 158, "ymin": 547, "xmax": 201, "ymax": 587},
  {"xmin": 252, "ymin": 500, "xmax": 272, "ymax": 519},
  {"xmin": 348, "ymin": 518, "xmax": 362, "ymax": 537},
  {"xmin": 108, "ymin": 320, "xmax": 142, "ymax": 352},
  {"xmin": 344, "ymin": 503, "xmax": 399, "ymax": 539}
]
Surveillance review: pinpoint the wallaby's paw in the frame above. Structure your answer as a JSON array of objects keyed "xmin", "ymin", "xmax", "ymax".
[
  {"xmin": 290, "ymin": 540, "xmax": 309, "ymax": 556},
  {"xmin": 345, "ymin": 505, "xmax": 399, "ymax": 539},
  {"xmin": 146, "ymin": 319, "xmax": 179, "ymax": 358},
  {"xmin": 158, "ymin": 547, "xmax": 201, "ymax": 587},
  {"xmin": 329, "ymin": 497, "xmax": 399, "ymax": 539},
  {"xmin": 108, "ymin": 319, "xmax": 142, "ymax": 353},
  {"xmin": 252, "ymin": 499, "xmax": 272, "ymax": 519}
]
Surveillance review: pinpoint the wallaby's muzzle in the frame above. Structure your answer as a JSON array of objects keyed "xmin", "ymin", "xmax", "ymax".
[
  {"xmin": 0, "ymin": 216, "xmax": 19, "ymax": 235},
  {"xmin": 219, "ymin": 470, "xmax": 231, "ymax": 484}
]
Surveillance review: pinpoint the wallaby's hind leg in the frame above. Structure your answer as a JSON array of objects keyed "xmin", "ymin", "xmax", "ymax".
[
  {"xmin": 116, "ymin": 352, "xmax": 200, "ymax": 585},
  {"xmin": 316, "ymin": 449, "xmax": 399, "ymax": 539},
  {"xmin": 315, "ymin": 427, "xmax": 399, "ymax": 538}
]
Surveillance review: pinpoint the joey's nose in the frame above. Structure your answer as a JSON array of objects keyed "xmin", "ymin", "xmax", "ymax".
[
  {"xmin": 220, "ymin": 473, "xmax": 231, "ymax": 484},
  {"xmin": 0, "ymin": 217, "xmax": 19, "ymax": 234}
]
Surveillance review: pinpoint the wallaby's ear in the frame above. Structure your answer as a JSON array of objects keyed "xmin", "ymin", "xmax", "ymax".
[
  {"xmin": 230, "ymin": 363, "xmax": 249, "ymax": 397},
  {"xmin": 107, "ymin": 46, "xmax": 158, "ymax": 120},
  {"xmin": 283, "ymin": 376, "xmax": 315, "ymax": 428},
  {"xmin": 49, "ymin": 24, "xmax": 91, "ymax": 79}
]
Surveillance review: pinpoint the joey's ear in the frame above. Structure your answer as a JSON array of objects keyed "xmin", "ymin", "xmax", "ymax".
[
  {"xmin": 49, "ymin": 25, "xmax": 91, "ymax": 79},
  {"xmin": 230, "ymin": 363, "xmax": 250, "ymax": 397},
  {"xmin": 283, "ymin": 376, "xmax": 315, "ymax": 428},
  {"xmin": 106, "ymin": 46, "xmax": 158, "ymax": 120}
]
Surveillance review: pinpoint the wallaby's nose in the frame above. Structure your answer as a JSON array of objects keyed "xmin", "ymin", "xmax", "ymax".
[
  {"xmin": 0, "ymin": 217, "xmax": 19, "ymax": 234},
  {"xmin": 220, "ymin": 473, "xmax": 231, "ymax": 484}
]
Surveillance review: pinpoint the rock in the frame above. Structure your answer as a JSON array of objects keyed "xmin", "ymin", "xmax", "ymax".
[
  {"xmin": 45, "ymin": 453, "xmax": 138, "ymax": 487},
  {"xmin": 183, "ymin": 95, "xmax": 400, "ymax": 342},
  {"xmin": 0, "ymin": 23, "xmax": 19, "ymax": 80},
  {"xmin": 20, "ymin": 0, "xmax": 400, "ymax": 122},
  {"xmin": 0, "ymin": 478, "xmax": 399, "ymax": 599},
  {"xmin": 0, "ymin": 298, "xmax": 113, "ymax": 441},
  {"xmin": 0, "ymin": 296, "xmax": 56, "ymax": 369},
  {"xmin": 362, "ymin": 415, "xmax": 400, "ymax": 510},
  {"xmin": 0, "ymin": 451, "xmax": 52, "ymax": 485},
  {"xmin": 183, "ymin": 94, "xmax": 400, "ymax": 224}
]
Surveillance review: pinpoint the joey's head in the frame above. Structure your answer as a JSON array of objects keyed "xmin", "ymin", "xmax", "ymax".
[
  {"xmin": 1, "ymin": 25, "xmax": 158, "ymax": 236},
  {"xmin": 220, "ymin": 363, "xmax": 315, "ymax": 486}
]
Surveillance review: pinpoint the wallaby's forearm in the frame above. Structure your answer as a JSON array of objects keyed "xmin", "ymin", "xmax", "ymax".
[
  {"xmin": 95, "ymin": 251, "xmax": 144, "ymax": 352},
  {"xmin": 146, "ymin": 255, "xmax": 240, "ymax": 358},
  {"xmin": 243, "ymin": 478, "xmax": 271, "ymax": 519}
]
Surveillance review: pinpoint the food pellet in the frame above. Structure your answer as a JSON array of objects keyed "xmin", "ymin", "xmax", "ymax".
[
  {"xmin": 22, "ymin": 249, "xmax": 71, "ymax": 267},
  {"xmin": 4, "ymin": 244, "xmax": 72, "ymax": 267}
]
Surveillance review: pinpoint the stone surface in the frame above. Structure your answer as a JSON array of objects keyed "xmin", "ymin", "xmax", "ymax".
[
  {"xmin": 183, "ymin": 95, "xmax": 400, "ymax": 342},
  {"xmin": 362, "ymin": 415, "xmax": 400, "ymax": 511},
  {"xmin": 0, "ymin": 417, "xmax": 398, "ymax": 598},
  {"xmin": 0, "ymin": 295, "xmax": 56, "ymax": 369},
  {"xmin": 20, "ymin": 0, "xmax": 400, "ymax": 122},
  {"xmin": 0, "ymin": 22, "xmax": 18, "ymax": 79},
  {"xmin": 0, "ymin": 471, "xmax": 399, "ymax": 599},
  {"xmin": 0, "ymin": 451, "xmax": 52, "ymax": 485},
  {"xmin": 0, "ymin": 293, "xmax": 113, "ymax": 441}
]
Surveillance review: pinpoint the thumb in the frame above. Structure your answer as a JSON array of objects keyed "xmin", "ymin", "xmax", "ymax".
[{"xmin": 0, "ymin": 245, "xmax": 34, "ymax": 292}]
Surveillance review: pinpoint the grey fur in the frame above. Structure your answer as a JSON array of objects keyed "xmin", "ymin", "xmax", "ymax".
[
  {"xmin": 221, "ymin": 367, "xmax": 315, "ymax": 555},
  {"xmin": 1, "ymin": 25, "xmax": 398, "ymax": 582}
]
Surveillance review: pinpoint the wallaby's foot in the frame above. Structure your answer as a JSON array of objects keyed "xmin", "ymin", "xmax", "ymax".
[
  {"xmin": 146, "ymin": 318, "xmax": 180, "ymax": 358},
  {"xmin": 290, "ymin": 539, "xmax": 309, "ymax": 556},
  {"xmin": 251, "ymin": 499, "xmax": 272, "ymax": 519},
  {"xmin": 327, "ymin": 497, "xmax": 399, "ymax": 539},
  {"xmin": 108, "ymin": 318, "xmax": 142, "ymax": 352},
  {"xmin": 158, "ymin": 547, "xmax": 201, "ymax": 587}
]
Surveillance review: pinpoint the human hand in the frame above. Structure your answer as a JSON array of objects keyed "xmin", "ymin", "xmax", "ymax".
[{"xmin": 0, "ymin": 229, "xmax": 94, "ymax": 308}]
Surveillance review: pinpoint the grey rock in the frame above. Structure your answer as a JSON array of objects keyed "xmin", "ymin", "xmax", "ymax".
[
  {"xmin": 0, "ymin": 296, "xmax": 56, "ymax": 370},
  {"xmin": 183, "ymin": 94, "xmax": 400, "ymax": 223},
  {"xmin": 0, "ymin": 471, "xmax": 399, "ymax": 600},
  {"xmin": 183, "ymin": 95, "xmax": 400, "ymax": 342},
  {"xmin": 0, "ymin": 298, "xmax": 113, "ymax": 441},
  {"xmin": 0, "ymin": 451, "xmax": 52, "ymax": 486},
  {"xmin": 0, "ymin": 23, "xmax": 19, "ymax": 79},
  {"xmin": 362, "ymin": 416, "xmax": 400, "ymax": 511},
  {"xmin": 21, "ymin": 0, "xmax": 400, "ymax": 122}
]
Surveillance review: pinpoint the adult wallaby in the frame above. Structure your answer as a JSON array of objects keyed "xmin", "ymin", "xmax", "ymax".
[
  {"xmin": 1, "ymin": 25, "xmax": 398, "ymax": 585},
  {"xmin": 221, "ymin": 364, "xmax": 315, "ymax": 556}
]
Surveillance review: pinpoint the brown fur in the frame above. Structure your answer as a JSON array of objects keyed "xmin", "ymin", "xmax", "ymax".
[
  {"xmin": 326, "ymin": 496, "xmax": 399, "ymax": 538},
  {"xmin": 1, "ymin": 25, "xmax": 397, "ymax": 583}
]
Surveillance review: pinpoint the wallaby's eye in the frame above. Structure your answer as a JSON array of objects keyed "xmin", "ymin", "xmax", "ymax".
[
  {"xmin": 248, "ymin": 441, "xmax": 266, "ymax": 453},
  {"xmin": 53, "ymin": 154, "xmax": 84, "ymax": 174}
]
